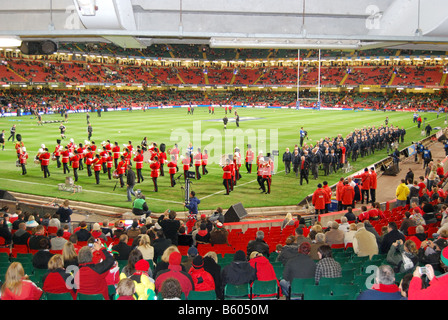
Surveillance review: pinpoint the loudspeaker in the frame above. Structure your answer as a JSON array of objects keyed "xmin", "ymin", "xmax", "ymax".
[
  {"xmin": 20, "ymin": 40, "xmax": 57, "ymax": 55},
  {"xmin": 224, "ymin": 202, "xmax": 247, "ymax": 223},
  {"xmin": 0, "ymin": 190, "xmax": 16, "ymax": 201}
]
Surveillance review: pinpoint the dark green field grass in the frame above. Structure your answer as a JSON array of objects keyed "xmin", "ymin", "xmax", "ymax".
[{"xmin": 0, "ymin": 106, "xmax": 444, "ymax": 213}]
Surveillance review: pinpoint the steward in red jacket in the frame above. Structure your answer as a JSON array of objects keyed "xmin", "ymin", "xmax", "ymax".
[{"xmin": 312, "ymin": 184, "xmax": 329, "ymax": 214}]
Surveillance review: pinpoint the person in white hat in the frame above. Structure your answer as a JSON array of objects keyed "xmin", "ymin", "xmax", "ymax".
[{"xmin": 19, "ymin": 146, "xmax": 28, "ymax": 175}]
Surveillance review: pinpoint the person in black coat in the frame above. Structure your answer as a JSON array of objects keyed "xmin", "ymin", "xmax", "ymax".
[
  {"xmin": 157, "ymin": 210, "xmax": 181, "ymax": 245},
  {"xmin": 380, "ymin": 222, "xmax": 406, "ymax": 254},
  {"xmin": 75, "ymin": 221, "xmax": 91, "ymax": 242},
  {"xmin": 112, "ymin": 234, "xmax": 133, "ymax": 261},
  {"xmin": 0, "ymin": 215, "xmax": 12, "ymax": 245},
  {"xmin": 152, "ymin": 229, "xmax": 172, "ymax": 263},
  {"xmin": 32, "ymin": 238, "xmax": 54, "ymax": 269},
  {"xmin": 299, "ymin": 155, "xmax": 310, "ymax": 185},
  {"xmin": 292, "ymin": 149, "xmax": 301, "ymax": 177},
  {"xmin": 282, "ymin": 148, "xmax": 292, "ymax": 174},
  {"xmin": 203, "ymin": 252, "xmax": 223, "ymax": 299},
  {"xmin": 246, "ymin": 231, "xmax": 270, "ymax": 259},
  {"xmin": 221, "ymin": 250, "xmax": 257, "ymax": 291}
]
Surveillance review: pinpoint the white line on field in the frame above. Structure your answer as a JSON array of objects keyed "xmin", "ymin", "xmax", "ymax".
[{"xmin": 198, "ymin": 178, "xmax": 258, "ymax": 200}]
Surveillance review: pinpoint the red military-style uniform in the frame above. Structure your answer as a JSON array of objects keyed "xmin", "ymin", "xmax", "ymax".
[
  {"xmin": 70, "ymin": 154, "xmax": 80, "ymax": 181},
  {"xmin": 182, "ymin": 156, "xmax": 190, "ymax": 180},
  {"xmin": 170, "ymin": 147, "xmax": 179, "ymax": 162},
  {"xmin": 93, "ymin": 158, "xmax": 102, "ymax": 172},
  {"xmin": 167, "ymin": 160, "xmax": 177, "ymax": 187},
  {"xmin": 193, "ymin": 152, "xmax": 202, "ymax": 180},
  {"xmin": 222, "ymin": 164, "xmax": 232, "ymax": 195},
  {"xmin": 70, "ymin": 155, "xmax": 80, "ymax": 169},
  {"xmin": 150, "ymin": 161, "xmax": 160, "ymax": 192},
  {"xmin": 62, "ymin": 149, "xmax": 70, "ymax": 164},
  {"xmin": 201, "ymin": 152, "xmax": 208, "ymax": 175},
  {"xmin": 20, "ymin": 151, "xmax": 28, "ymax": 164},
  {"xmin": 133, "ymin": 152, "xmax": 144, "ymax": 170},
  {"xmin": 112, "ymin": 145, "xmax": 120, "ymax": 168},
  {"xmin": 39, "ymin": 151, "xmax": 51, "ymax": 166}
]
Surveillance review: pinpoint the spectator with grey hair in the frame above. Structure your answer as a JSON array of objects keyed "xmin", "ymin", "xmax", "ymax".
[
  {"xmin": 246, "ymin": 230, "xmax": 270, "ymax": 259},
  {"xmin": 310, "ymin": 232, "xmax": 327, "ymax": 260},
  {"xmin": 325, "ymin": 221, "xmax": 345, "ymax": 247},
  {"xmin": 76, "ymin": 239, "xmax": 115, "ymax": 300},
  {"xmin": 357, "ymin": 264, "xmax": 402, "ymax": 300}
]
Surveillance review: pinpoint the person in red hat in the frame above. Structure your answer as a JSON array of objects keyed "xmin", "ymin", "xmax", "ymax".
[{"xmin": 155, "ymin": 251, "xmax": 194, "ymax": 298}]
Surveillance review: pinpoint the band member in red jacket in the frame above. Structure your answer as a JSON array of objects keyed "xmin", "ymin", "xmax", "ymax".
[
  {"xmin": 106, "ymin": 152, "xmax": 113, "ymax": 180},
  {"xmin": 54, "ymin": 139, "xmax": 63, "ymax": 168},
  {"xmin": 158, "ymin": 144, "xmax": 167, "ymax": 177},
  {"xmin": 85, "ymin": 147, "xmax": 94, "ymax": 177},
  {"xmin": 234, "ymin": 148, "xmax": 242, "ymax": 181},
  {"xmin": 222, "ymin": 158, "xmax": 232, "ymax": 195},
  {"xmin": 70, "ymin": 150, "xmax": 80, "ymax": 182},
  {"xmin": 76, "ymin": 143, "xmax": 85, "ymax": 171},
  {"xmin": 312, "ymin": 183, "xmax": 329, "ymax": 215},
  {"xmin": 193, "ymin": 148, "xmax": 202, "ymax": 180},
  {"xmin": 92, "ymin": 154, "xmax": 102, "ymax": 185},
  {"xmin": 100, "ymin": 146, "xmax": 108, "ymax": 174},
  {"xmin": 117, "ymin": 155, "xmax": 127, "ymax": 188},
  {"xmin": 261, "ymin": 157, "xmax": 272, "ymax": 194},
  {"xmin": 19, "ymin": 147, "xmax": 28, "ymax": 175},
  {"xmin": 245, "ymin": 144, "xmax": 254, "ymax": 173},
  {"xmin": 133, "ymin": 149, "xmax": 144, "ymax": 183},
  {"xmin": 167, "ymin": 155, "xmax": 178, "ymax": 187},
  {"xmin": 182, "ymin": 153, "xmax": 191, "ymax": 181},
  {"xmin": 201, "ymin": 149, "xmax": 209, "ymax": 175},
  {"xmin": 112, "ymin": 142, "xmax": 120, "ymax": 169},
  {"xmin": 149, "ymin": 156, "xmax": 160, "ymax": 192},
  {"xmin": 39, "ymin": 148, "xmax": 51, "ymax": 178},
  {"xmin": 61, "ymin": 146, "xmax": 70, "ymax": 174}
]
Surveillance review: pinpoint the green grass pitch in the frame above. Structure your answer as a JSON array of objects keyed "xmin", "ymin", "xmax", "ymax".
[{"xmin": 0, "ymin": 106, "xmax": 444, "ymax": 214}]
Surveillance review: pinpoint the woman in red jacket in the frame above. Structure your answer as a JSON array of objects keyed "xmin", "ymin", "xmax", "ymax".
[
  {"xmin": 1, "ymin": 262, "xmax": 43, "ymax": 300},
  {"xmin": 42, "ymin": 254, "xmax": 76, "ymax": 299}
]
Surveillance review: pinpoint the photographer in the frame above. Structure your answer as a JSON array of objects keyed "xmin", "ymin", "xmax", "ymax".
[
  {"xmin": 185, "ymin": 191, "xmax": 200, "ymax": 234},
  {"xmin": 408, "ymin": 247, "xmax": 448, "ymax": 300}
]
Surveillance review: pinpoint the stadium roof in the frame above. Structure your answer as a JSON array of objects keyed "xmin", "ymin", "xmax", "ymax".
[{"xmin": 1, "ymin": 0, "xmax": 448, "ymax": 51}]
